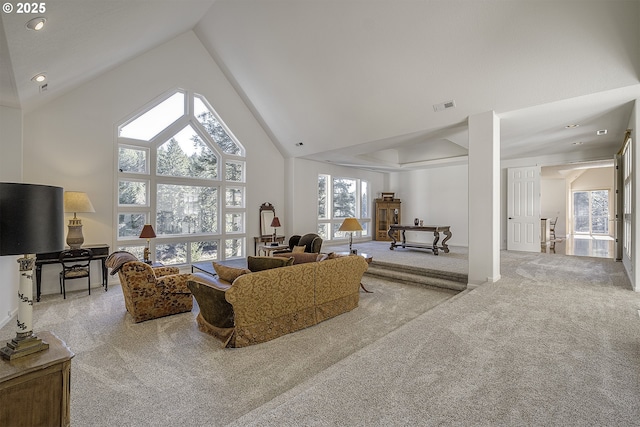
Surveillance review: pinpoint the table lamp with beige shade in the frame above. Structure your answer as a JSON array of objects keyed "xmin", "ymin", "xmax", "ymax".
[
  {"xmin": 339, "ymin": 217, "xmax": 363, "ymax": 254},
  {"xmin": 63, "ymin": 191, "xmax": 95, "ymax": 249}
]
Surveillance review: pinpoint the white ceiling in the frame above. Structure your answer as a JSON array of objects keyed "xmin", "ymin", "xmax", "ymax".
[{"xmin": 1, "ymin": 0, "xmax": 639, "ymax": 173}]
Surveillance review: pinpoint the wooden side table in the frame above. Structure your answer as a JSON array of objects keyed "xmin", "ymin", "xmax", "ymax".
[
  {"xmin": 253, "ymin": 236, "xmax": 285, "ymax": 255},
  {"xmin": 258, "ymin": 244, "xmax": 290, "ymax": 256},
  {"xmin": 0, "ymin": 331, "xmax": 74, "ymax": 427}
]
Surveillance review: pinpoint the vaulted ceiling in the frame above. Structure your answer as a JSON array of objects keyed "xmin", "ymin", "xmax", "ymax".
[{"xmin": 2, "ymin": 0, "xmax": 639, "ymax": 172}]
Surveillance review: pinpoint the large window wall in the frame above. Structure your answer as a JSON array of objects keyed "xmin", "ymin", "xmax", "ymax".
[
  {"xmin": 116, "ymin": 90, "xmax": 246, "ymax": 265},
  {"xmin": 317, "ymin": 174, "xmax": 370, "ymax": 241}
]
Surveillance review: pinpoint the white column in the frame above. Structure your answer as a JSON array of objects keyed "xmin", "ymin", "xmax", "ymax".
[{"xmin": 468, "ymin": 110, "xmax": 500, "ymax": 287}]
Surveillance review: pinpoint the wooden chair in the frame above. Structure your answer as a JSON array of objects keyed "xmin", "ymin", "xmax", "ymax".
[
  {"xmin": 549, "ymin": 217, "xmax": 558, "ymax": 241},
  {"xmin": 58, "ymin": 248, "xmax": 93, "ymax": 299}
]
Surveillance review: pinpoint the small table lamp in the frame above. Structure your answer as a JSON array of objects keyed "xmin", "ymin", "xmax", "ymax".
[
  {"xmin": 63, "ymin": 191, "xmax": 95, "ymax": 249},
  {"xmin": 1, "ymin": 183, "xmax": 64, "ymax": 360},
  {"xmin": 270, "ymin": 216, "xmax": 281, "ymax": 246},
  {"xmin": 139, "ymin": 224, "xmax": 156, "ymax": 264},
  {"xmin": 339, "ymin": 217, "xmax": 363, "ymax": 254}
]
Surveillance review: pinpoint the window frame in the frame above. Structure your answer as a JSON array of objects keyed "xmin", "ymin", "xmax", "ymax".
[
  {"xmin": 572, "ymin": 189, "xmax": 610, "ymax": 235},
  {"xmin": 623, "ymin": 138, "xmax": 632, "ymax": 259},
  {"xmin": 317, "ymin": 174, "xmax": 371, "ymax": 241},
  {"xmin": 115, "ymin": 89, "xmax": 246, "ymax": 265}
]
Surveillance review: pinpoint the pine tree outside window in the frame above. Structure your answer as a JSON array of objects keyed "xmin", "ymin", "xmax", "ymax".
[
  {"xmin": 317, "ymin": 174, "xmax": 370, "ymax": 241},
  {"xmin": 116, "ymin": 90, "xmax": 246, "ymax": 264}
]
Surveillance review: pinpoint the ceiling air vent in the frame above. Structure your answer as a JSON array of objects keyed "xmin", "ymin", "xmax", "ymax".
[
  {"xmin": 433, "ymin": 100, "xmax": 456, "ymax": 112},
  {"xmin": 39, "ymin": 83, "xmax": 48, "ymax": 93}
]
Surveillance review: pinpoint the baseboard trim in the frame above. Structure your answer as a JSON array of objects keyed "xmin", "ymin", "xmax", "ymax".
[
  {"xmin": 467, "ymin": 274, "xmax": 501, "ymax": 290},
  {"xmin": 0, "ymin": 307, "xmax": 17, "ymax": 330}
]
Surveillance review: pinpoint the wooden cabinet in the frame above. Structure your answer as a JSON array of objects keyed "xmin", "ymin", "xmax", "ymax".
[
  {"xmin": 0, "ymin": 331, "xmax": 74, "ymax": 427},
  {"xmin": 374, "ymin": 198, "xmax": 401, "ymax": 241}
]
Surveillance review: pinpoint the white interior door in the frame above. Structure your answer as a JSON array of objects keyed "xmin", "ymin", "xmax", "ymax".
[{"xmin": 507, "ymin": 166, "xmax": 541, "ymax": 252}]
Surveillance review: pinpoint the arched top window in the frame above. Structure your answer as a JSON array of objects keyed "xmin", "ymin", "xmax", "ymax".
[{"xmin": 116, "ymin": 89, "xmax": 246, "ymax": 265}]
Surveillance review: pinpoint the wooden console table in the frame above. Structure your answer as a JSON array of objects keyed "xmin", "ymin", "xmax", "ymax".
[
  {"xmin": 0, "ymin": 331, "xmax": 74, "ymax": 426},
  {"xmin": 35, "ymin": 244, "xmax": 110, "ymax": 302},
  {"xmin": 388, "ymin": 225, "xmax": 452, "ymax": 255}
]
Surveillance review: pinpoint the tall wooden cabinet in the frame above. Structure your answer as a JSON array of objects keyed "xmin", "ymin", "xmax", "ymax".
[{"xmin": 374, "ymin": 198, "xmax": 401, "ymax": 241}]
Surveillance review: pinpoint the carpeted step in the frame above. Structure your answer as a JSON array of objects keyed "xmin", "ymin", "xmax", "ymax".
[{"xmin": 365, "ymin": 260, "xmax": 467, "ymax": 292}]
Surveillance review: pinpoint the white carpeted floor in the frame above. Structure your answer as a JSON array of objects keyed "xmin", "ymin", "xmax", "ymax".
[{"xmin": 2, "ymin": 246, "xmax": 639, "ymax": 426}]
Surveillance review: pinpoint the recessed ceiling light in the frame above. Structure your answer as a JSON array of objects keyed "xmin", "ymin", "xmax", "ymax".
[
  {"xmin": 572, "ymin": 141, "xmax": 583, "ymax": 145},
  {"xmin": 26, "ymin": 17, "xmax": 46, "ymax": 31},
  {"xmin": 31, "ymin": 73, "xmax": 47, "ymax": 83},
  {"xmin": 596, "ymin": 129, "xmax": 607, "ymax": 136},
  {"xmin": 565, "ymin": 124, "xmax": 580, "ymax": 128}
]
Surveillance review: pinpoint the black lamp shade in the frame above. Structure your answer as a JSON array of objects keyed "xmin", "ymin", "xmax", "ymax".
[{"xmin": 0, "ymin": 183, "xmax": 64, "ymax": 255}]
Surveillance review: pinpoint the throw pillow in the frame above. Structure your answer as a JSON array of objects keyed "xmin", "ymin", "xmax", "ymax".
[
  {"xmin": 106, "ymin": 251, "xmax": 139, "ymax": 275},
  {"xmin": 247, "ymin": 256, "xmax": 294, "ymax": 272},
  {"xmin": 213, "ymin": 262, "xmax": 251, "ymax": 283},
  {"xmin": 292, "ymin": 245, "xmax": 306, "ymax": 253}
]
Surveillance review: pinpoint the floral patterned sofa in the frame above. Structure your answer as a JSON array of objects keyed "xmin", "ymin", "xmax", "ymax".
[
  {"xmin": 107, "ymin": 252, "xmax": 193, "ymax": 323},
  {"xmin": 187, "ymin": 255, "xmax": 369, "ymax": 347}
]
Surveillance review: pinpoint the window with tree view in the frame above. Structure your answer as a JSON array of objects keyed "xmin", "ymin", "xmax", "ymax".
[
  {"xmin": 117, "ymin": 90, "xmax": 246, "ymax": 265},
  {"xmin": 317, "ymin": 174, "xmax": 370, "ymax": 241},
  {"xmin": 573, "ymin": 190, "xmax": 609, "ymax": 235}
]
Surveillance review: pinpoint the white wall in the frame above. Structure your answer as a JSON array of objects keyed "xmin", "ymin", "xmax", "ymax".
[
  {"xmin": 287, "ymin": 157, "xmax": 385, "ymax": 246},
  {"xmin": 388, "ymin": 164, "xmax": 469, "ymax": 247},
  {"xmin": 0, "ymin": 105, "xmax": 23, "ymax": 329},
  {"xmin": 22, "ymin": 31, "xmax": 285, "ymax": 296}
]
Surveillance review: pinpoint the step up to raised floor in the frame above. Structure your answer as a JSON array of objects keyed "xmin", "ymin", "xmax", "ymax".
[{"xmin": 364, "ymin": 260, "xmax": 468, "ymax": 292}]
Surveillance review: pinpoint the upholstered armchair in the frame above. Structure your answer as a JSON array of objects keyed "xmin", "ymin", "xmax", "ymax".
[
  {"xmin": 116, "ymin": 261, "xmax": 193, "ymax": 323},
  {"xmin": 273, "ymin": 233, "xmax": 323, "ymax": 255}
]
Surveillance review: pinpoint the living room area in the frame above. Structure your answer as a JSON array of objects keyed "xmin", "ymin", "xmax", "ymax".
[
  {"xmin": 2, "ymin": 1, "xmax": 640, "ymax": 425},
  {"xmin": 1, "ymin": 242, "xmax": 638, "ymax": 425}
]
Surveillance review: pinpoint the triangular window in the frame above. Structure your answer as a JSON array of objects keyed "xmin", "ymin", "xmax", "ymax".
[
  {"xmin": 194, "ymin": 96, "xmax": 243, "ymax": 156},
  {"xmin": 120, "ymin": 92, "xmax": 185, "ymax": 141}
]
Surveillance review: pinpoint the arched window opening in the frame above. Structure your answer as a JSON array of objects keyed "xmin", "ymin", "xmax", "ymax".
[{"xmin": 116, "ymin": 90, "xmax": 246, "ymax": 265}]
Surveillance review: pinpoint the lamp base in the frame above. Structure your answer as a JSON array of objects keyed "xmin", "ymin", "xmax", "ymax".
[
  {"xmin": 66, "ymin": 219, "xmax": 84, "ymax": 249},
  {"xmin": 143, "ymin": 247, "xmax": 151, "ymax": 264},
  {"xmin": 1, "ymin": 333, "xmax": 49, "ymax": 360}
]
